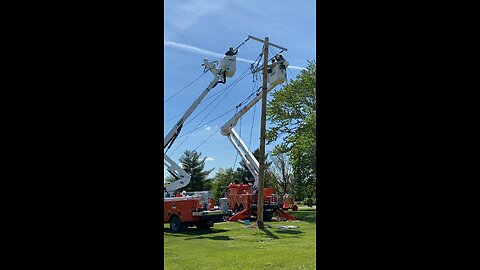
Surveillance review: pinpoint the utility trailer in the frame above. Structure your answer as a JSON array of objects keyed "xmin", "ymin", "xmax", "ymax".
[{"xmin": 280, "ymin": 194, "xmax": 298, "ymax": 211}]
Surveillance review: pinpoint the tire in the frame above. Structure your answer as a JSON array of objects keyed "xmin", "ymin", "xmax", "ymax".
[{"xmin": 170, "ymin": 216, "xmax": 182, "ymax": 233}]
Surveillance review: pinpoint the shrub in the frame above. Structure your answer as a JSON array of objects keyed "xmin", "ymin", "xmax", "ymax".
[{"xmin": 303, "ymin": 197, "xmax": 314, "ymax": 207}]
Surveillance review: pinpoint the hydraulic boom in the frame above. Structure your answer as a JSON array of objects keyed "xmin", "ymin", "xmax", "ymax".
[
  {"xmin": 220, "ymin": 57, "xmax": 289, "ymax": 195},
  {"xmin": 165, "ymin": 55, "xmax": 238, "ymax": 194}
]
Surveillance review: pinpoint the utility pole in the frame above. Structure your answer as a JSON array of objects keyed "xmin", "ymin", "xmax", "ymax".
[
  {"xmin": 248, "ymin": 35, "xmax": 287, "ymax": 230},
  {"xmin": 257, "ymin": 36, "xmax": 268, "ymax": 230}
]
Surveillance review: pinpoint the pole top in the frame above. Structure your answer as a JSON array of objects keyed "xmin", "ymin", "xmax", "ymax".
[{"xmin": 248, "ymin": 35, "xmax": 288, "ymax": 51}]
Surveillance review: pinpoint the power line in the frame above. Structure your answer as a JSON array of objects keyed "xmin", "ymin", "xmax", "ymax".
[
  {"xmin": 169, "ymin": 107, "xmax": 237, "ymax": 155},
  {"xmin": 170, "ymin": 70, "xmax": 254, "ymax": 155},
  {"xmin": 165, "ymin": 37, "xmax": 257, "ymax": 155},
  {"xmin": 169, "ymin": 70, "xmax": 253, "ymax": 154},
  {"xmin": 164, "ymin": 72, "xmax": 207, "ymax": 104},
  {"xmin": 248, "ymin": 82, "xmax": 258, "ymax": 150},
  {"xmin": 164, "ymin": 76, "xmax": 237, "ymax": 125},
  {"xmin": 185, "ymin": 66, "xmax": 251, "ymax": 127}
]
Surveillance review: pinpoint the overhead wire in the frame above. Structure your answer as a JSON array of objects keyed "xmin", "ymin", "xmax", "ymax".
[
  {"xmin": 248, "ymin": 80, "xmax": 259, "ymax": 150},
  {"xmin": 164, "ymin": 110, "xmax": 184, "ymax": 124},
  {"xmin": 232, "ymin": 106, "xmax": 240, "ymax": 170},
  {"xmin": 166, "ymin": 37, "xmax": 262, "ymax": 156},
  {"xmin": 231, "ymin": 45, "xmax": 271, "ymax": 164},
  {"xmin": 185, "ymin": 66, "xmax": 251, "ymax": 127},
  {"xmin": 164, "ymin": 37, "xmax": 252, "ymax": 124},
  {"xmin": 170, "ymin": 67, "xmax": 252, "ymax": 154},
  {"xmin": 164, "ymin": 76, "xmax": 238, "ymax": 125},
  {"xmin": 164, "ymin": 72, "xmax": 207, "ymax": 104},
  {"xmin": 176, "ymin": 74, "xmax": 255, "ymax": 142},
  {"xmin": 178, "ymin": 73, "xmax": 261, "ymax": 155}
]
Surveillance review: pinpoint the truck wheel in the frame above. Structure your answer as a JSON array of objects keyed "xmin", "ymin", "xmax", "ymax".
[{"xmin": 170, "ymin": 216, "xmax": 182, "ymax": 233}]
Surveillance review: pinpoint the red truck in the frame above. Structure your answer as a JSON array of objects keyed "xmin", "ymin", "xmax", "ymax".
[
  {"xmin": 163, "ymin": 50, "xmax": 238, "ymax": 233},
  {"xmin": 226, "ymin": 183, "xmax": 295, "ymax": 222},
  {"xmin": 164, "ymin": 191, "xmax": 230, "ymax": 232}
]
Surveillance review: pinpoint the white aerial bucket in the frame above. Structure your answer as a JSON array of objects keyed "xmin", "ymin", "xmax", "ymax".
[
  {"xmin": 267, "ymin": 61, "xmax": 289, "ymax": 86},
  {"xmin": 221, "ymin": 55, "xmax": 237, "ymax": 77}
]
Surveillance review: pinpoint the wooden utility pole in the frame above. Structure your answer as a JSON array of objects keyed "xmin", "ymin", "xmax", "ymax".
[
  {"xmin": 256, "ymin": 36, "xmax": 269, "ymax": 230},
  {"xmin": 248, "ymin": 35, "xmax": 287, "ymax": 230}
]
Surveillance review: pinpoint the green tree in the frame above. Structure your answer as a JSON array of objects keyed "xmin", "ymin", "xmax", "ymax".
[
  {"xmin": 164, "ymin": 175, "xmax": 175, "ymax": 190},
  {"xmin": 173, "ymin": 150, "xmax": 214, "ymax": 192},
  {"xmin": 211, "ymin": 168, "xmax": 236, "ymax": 200},
  {"xmin": 234, "ymin": 167, "xmax": 249, "ymax": 184},
  {"xmin": 270, "ymin": 152, "xmax": 293, "ymax": 196},
  {"xmin": 266, "ymin": 60, "xmax": 316, "ymax": 201}
]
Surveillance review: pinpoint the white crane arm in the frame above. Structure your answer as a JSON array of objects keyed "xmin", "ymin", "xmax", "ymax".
[
  {"xmin": 164, "ymin": 154, "xmax": 191, "ymax": 192},
  {"xmin": 220, "ymin": 59, "xmax": 289, "ymax": 195},
  {"xmin": 164, "ymin": 55, "xmax": 237, "ymax": 194}
]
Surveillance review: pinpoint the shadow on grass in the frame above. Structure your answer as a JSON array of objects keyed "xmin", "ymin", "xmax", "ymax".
[
  {"xmin": 164, "ymin": 228, "xmax": 229, "ymax": 237},
  {"xmin": 260, "ymin": 228, "xmax": 280, "ymax": 240},
  {"xmin": 184, "ymin": 235, "xmax": 233, "ymax": 241},
  {"xmin": 275, "ymin": 229, "xmax": 303, "ymax": 235}
]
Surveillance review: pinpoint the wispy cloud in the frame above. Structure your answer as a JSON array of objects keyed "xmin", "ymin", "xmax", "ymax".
[
  {"xmin": 205, "ymin": 157, "xmax": 215, "ymax": 161},
  {"xmin": 164, "ymin": 40, "xmax": 305, "ymax": 70},
  {"xmin": 165, "ymin": 0, "xmax": 230, "ymax": 31},
  {"xmin": 165, "ymin": 41, "xmax": 224, "ymax": 59},
  {"xmin": 291, "ymin": 66, "xmax": 306, "ymax": 71}
]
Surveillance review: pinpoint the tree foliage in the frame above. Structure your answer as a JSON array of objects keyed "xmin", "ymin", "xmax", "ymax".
[
  {"xmin": 267, "ymin": 60, "xmax": 316, "ymax": 200},
  {"xmin": 270, "ymin": 152, "xmax": 293, "ymax": 196},
  {"xmin": 210, "ymin": 168, "xmax": 236, "ymax": 200}
]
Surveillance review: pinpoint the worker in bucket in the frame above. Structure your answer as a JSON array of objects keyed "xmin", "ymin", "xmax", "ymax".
[
  {"xmin": 218, "ymin": 46, "xmax": 238, "ymax": 84},
  {"xmin": 275, "ymin": 54, "xmax": 284, "ymax": 61},
  {"xmin": 268, "ymin": 58, "xmax": 276, "ymax": 74},
  {"xmin": 225, "ymin": 46, "xmax": 238, "ymax": 56}
]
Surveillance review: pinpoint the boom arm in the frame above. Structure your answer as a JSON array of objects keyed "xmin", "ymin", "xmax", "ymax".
[
  {"xmin": 165, "ymin": 57, "xmax": 236, "ymax": 193},
  {"xmin": 221, "ymin": 60, "xmax": 288, "ymax": 195}
]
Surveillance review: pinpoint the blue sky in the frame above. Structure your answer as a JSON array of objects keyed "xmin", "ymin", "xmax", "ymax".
[{"xmin": 164, "ymin": 0, "xmax": 316, "ymax": 180}]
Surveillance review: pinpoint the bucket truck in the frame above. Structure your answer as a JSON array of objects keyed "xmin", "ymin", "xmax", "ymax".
[
  {"xmin": 219, "ymin": 56, "xmax": 296, "ymax": 222},
  {"xmin": 164, "ymin": 52, "xmax": 237, "ymax": 232}
]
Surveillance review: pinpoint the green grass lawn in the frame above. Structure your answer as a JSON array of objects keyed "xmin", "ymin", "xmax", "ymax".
[{"xmin": 164, "ymin": 209, "xmax": 316, "ymax": 270}]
